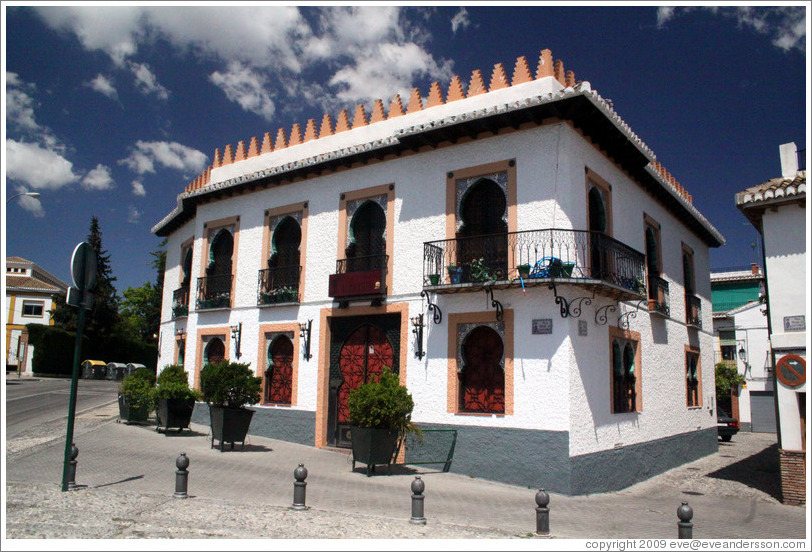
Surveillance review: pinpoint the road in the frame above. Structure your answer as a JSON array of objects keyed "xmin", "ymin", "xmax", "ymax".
[{"xmin": 4, "ymin": 377, "xmax": 120, "ymax": 440}]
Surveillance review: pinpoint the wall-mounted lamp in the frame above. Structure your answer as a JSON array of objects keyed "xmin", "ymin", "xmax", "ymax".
[
  {"xmin": 175, "ymin": 328, "xmax": 186, "ymax": 339},
  {"xmin": 231, "ymin": 323, "xmax": 242, "ymax": 359},
  {"xmin": 299, "ymin": 319, "xmax": 312, "ymax": 361},
  {"xmin": 737, "ymin": 345, "xmax": 747, "ymax": 364},
  {"xmin": 411, "ymin": 313, "xmax": 425, "ymax": 360}
]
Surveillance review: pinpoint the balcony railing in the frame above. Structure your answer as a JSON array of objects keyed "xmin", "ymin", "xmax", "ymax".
[
  {"xmin": 196, "ymin": 274, "xmax": 233, "ymax": 310},
  {"xmin": 647, "ymin": 275, "xmax": 670, "ymax": 316},
  {"xmin": 258, "ymin": 265, "xmax": 301, "ymax": 305},
  {"xmin": 685, "ymin": 292, "xmax": 702, "ymax": 329},
  {"xmin": 329, "ymin": 254, "xmax": 388, "ymax": 301},
  {"xmin": 423, "ymin": 228, "xmax": 646, "ymax": 300},
  {"xmin": 172, "ymin": 287, "xmax": 190, "ymax": 318}
]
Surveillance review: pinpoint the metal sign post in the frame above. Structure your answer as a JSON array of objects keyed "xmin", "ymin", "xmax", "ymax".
[{"xmin": 61, "ymin": 242, "xmax": 96, "ymax": 492}]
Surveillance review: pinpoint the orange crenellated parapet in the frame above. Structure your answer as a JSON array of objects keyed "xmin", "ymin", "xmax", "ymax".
[
  {"xmin": 388, "ymin": 94, "xmax": 405, "ymax": 118},
  {"xmin": 426, "ymin": 82, "xmax": 444, "ymax": 108},
  {"xmin": 446, "ymin": 75, "xmax": 466, "ymax": 102},
  {"xmin": 467, "ymin": 69, "xmax": 486, "ymax": 97},
  {"xmin": 235, "ymin": 141, "xmax": 246, "ymax": 162},
  {"xmin": 406, "ymin": 88, "xmax": 423, "ymax": 114},
  {"xmin": 489, "ymin": 63, "xmax": 509, "ymax": 91},
  {"xmin": 289, "ymin": 123, "xmax": 303, "ymax": 146},
  {"xmin": 335, "ymin": 109, "xmax": 351, "ymax": 133},
  {"xmin": 222, "ymin": 144, "xmax": 234, "ymax": 166},
  {"xmin": 369, "ymin": 99, "xmax": 387, "ymax": 123},
  {"xmin": 352, "ymin": 104, "xmax": 368, "ymax": 128},
  {"xmin": 554, "ymin": 60, "xmax": 565, "ymax": 85},
  {"xmin": 247, "ymin": 136, "xmax": 259, "ymax": 158},
  {"xmin": 261, "ymin": 132, "xmax": 273, "ymax": 154},
  {"xmin": 213, "ymin": 148, "xmax": 222, "ymax": 168},
  {"xmin": 565, "ymin": 70, "xmax": 576, "ymax": 88},
  {"xmin": 537, "ymin": 49, "xmax": 554, "ymax": 79},
  {"xmin": 303, "ymin": 119, "xmax": 318, "ymax": 142},
  {"xmin": 511, "ymin": 56, "xmax": 533, "ymax": 86},
  {"xmin": 274, "ymin": 127, "xmax": 288, "ymax": 150},
  {"xmin": 319, "ymin": 113, "xmax": 334, "ymax": 138}
]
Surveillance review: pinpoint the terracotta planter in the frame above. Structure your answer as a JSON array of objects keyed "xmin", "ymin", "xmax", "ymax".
[
  {"xmin": 208, "ymin": 405, "xmax": 254, "ymax": 451},
  {"xmin": 118, "ymin": 394, "xmax": 150, "ymax": 424},
  {"xmin": 350, "ymin": 426, "xmax": 400, "ymax": 476},
  {"xmin": 156, "ymin": 397, "xmax": 195, "ymax": 433}
]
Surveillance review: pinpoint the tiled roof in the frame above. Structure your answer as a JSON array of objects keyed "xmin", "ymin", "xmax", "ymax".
[
  {"xmin": 710, "ymin": 270, "xmax": 763, "ymax": 282},
  {"xmin": 6, "ymin": 275, "xmax": 66, "ymax": 294},
  {"xmin": 736, "ymin": 171, "xmax": 806, "ymax": 206}
]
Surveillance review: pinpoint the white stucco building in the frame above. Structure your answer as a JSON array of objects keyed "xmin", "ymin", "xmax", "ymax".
[
  {"xmin": 736, "ymin": 142, "xmax": 807, "ymax": 505},
  {"xmin": 5, "ymin": 257, "xmax": 68, "ymax": 375},
  {"xmin": 153, "ymin": 48, "xmax": 725, "ymax": 494}
]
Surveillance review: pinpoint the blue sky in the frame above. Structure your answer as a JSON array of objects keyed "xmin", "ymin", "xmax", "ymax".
[{"xmin": 3, "ymin": 3, "xmax": 808, "ymax": 294}]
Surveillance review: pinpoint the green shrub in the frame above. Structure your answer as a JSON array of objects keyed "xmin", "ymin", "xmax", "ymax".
[
  {"xmin": 199, "ymin": 360, "xmax": 261, "ymax": 409},
  {"xmin": 348, "ymin": 367, "xmax": 417, "ymax": 437},
  {"xmin": 715, "ymin": 362, "xmax": 746, "ymax": 400},
  {"xmin": 119, "ymin": 368, "xmax": 156, "ymax": 411},
  {"xmin": 153, "ymin": 364, "xmax": 200, "ymax": 401}
]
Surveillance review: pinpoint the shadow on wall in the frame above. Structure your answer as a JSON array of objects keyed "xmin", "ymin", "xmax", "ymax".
[{"xmin": 708, "ymin": 442, "xmax": 781, "ymax": 502}]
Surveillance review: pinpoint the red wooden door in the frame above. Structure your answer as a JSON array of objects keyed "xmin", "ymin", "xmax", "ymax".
[
  {"xmin": 265, "ymin": 336, "xmax": 293, "ymax": 404},
  {"xmin": 337, "ymin": 324, "xmax": 394, "ymax": 424},
  {"xmin": 460, "ymin": 326, "xmax": 505, "ymax": 413}
]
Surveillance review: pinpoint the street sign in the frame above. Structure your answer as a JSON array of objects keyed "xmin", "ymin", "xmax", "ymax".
[
  {"xmin": 776, "ymin": 354, "xmax": 806, "ymax": 388},
  {"xmin": 70, "ymin": 242, "xmax": 97, "ymax": 292}
]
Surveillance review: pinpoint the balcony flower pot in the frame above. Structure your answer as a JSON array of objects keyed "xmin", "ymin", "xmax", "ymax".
[
  {"xmin": 200, "ymin": 359, "xmax": 262, "ymax": 451},
  {"xmin": 347, "ymin": 367, "xmax": 419, "ymax": 476},
  {"xmin": 447, "ymin": 265, "xmax": 462, "ymax": 285},
  {"xmin": 517, "ymin": 264, "xmax": 531, "ymax": 279},
  {"xmin": 153, "ymin": 364, "xmax": 200, "ymax": 433},
  {"xmin": 117, "ymin": 367, "xmax": 155, "ymax": 425},
  {"xmin": 428, "ymin": 273, "xmax": 440, "ymax": 286}
]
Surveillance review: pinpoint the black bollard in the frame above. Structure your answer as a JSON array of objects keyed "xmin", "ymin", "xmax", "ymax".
[
  {"xmin": 535, "ymin": 488, "xmax": 550, "ymax": 536},
  {"xmin": 677, "ymin": 501, "xmax": 693, "ymax": 539},
  {"xmin": 66, "ymin": 444, "xmax": 79, "ymax": 490},
  {"xmin": 409, "ymin": 476, "xmax": 427, "ymax": 525},
  {"xmin": 174, "ymin": 452, "xmax": 189, "ymax": 499},
  {"xmin": 291, "ymin": 463, "xmax": 308, "ymax": 510}
]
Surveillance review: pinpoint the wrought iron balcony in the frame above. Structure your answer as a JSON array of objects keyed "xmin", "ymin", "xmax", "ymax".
[
  {"xmin": 647, "ymin": 275, "xmax": 670, "ymax": 316},
  {"xmin": 423, "ymin": 228, "xmax": 646, "ymax": 301},
  {"xmin": 196, "ymin": 274, "xmax": 233, "ymax": 310},
  {"xmin": 685, "ymin": 292, "xmax": 702, "ymax": 329},
  {"xmin": 258, "ymin": 265, "xmax": 301, "ymax": 305},
  {"xmin": 329, "ymin": 254, "xmax": 388, "ymax": 303},
  {"xmin": 172, "ymin": 287, "xmax": 190, "ymax": 318}
]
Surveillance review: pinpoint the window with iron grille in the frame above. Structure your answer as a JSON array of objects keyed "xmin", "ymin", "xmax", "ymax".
[
  {"xmin": 458, "ymin": 325, "xmax": 505, "ymax": 414},
  {"xmin": 686, "ymin": 350, "xmax": 701, "ymax": 407},
  {"xmin": 611, "ymin": 337, "xmax": 638, "ymax": 413}
]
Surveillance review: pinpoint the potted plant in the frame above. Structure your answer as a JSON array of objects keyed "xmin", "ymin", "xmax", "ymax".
[
  {"xmin": 347, "ymin": 367, "xmax": 419, "ymax": 476},
  {"xmin": 199, "ymin": 359, "xmax": 262, "ymax": 451},
  {"xmin": 517, "ymin": 263, "xmax": 532, "ymax": 279},
  {"xmin": 427, "ymin": 273, "xmax": 441, "ymax": 286},
  {"xmin": 153, "ymin": 364, "xmax": 200, "ymax": 433},
  {"xmin": 446, "ymin": 265, "xmax": 462, "ymax": 284},
  {"xmin": 470, "ymin": 257, "xmax": 491, "ymax": 282},
  {"xmin": 118, "ymin": 367, "xmax": 156, "ymax": 424}
]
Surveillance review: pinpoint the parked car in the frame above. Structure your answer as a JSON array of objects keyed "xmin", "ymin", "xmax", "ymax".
[{"xmin": 717, "ymin": 408, "xmax": 740, "ymax": 442}]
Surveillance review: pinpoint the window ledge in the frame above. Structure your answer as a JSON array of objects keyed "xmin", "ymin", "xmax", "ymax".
[{"xmin": 454, "ymin": 411, "xmax": 505, "ymax": 417}]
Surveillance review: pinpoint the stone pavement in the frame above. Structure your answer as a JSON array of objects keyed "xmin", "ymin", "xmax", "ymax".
[{"xmin": 4, "ymin": 400, "xmax": 808, "ymax": 542}]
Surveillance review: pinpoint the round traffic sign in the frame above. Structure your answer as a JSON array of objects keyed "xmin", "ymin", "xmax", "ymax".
[
  {"xmin": 70, "ymin": 242, "xmax": 97, "ymax": 292},
  {"xmin": 776, "ymin": 354, "xmax": 806, "ymax": 388}
]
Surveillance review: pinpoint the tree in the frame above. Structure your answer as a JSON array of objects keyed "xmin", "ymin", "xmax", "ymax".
[
  {"xmin": 118, "ymin": 238, "xmax": 166, "ymax": 344},
  {"xmin": 715, "ymin": 362, "xmax": 746, "ymax": 404}
]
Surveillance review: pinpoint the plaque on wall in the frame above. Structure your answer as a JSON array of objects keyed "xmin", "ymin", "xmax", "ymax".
[
  {"xmin": 783, "ymin": 315, "xmax": 805, "ymax": 332},
  {"xmin": 578, "ymin": 320, "xmax": 588, "ymax": 336},
  {"xmin": 532, "ymin": 319, "xmax": 553, "ymax": 335}
]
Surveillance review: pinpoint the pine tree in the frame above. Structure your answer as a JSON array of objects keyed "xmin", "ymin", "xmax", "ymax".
[{"xmin": 86, "ymin": 215, "xmax": 120, "ymax": 338}]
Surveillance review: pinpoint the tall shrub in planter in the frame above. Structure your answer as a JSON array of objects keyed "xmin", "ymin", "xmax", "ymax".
[
  {"xmin": 199, "ymin": 360, "xmax": 261, "ymax": 451},
  {"xmin": 118, "ymin": 367, "xmax": 156, "ymax": 424},
  {"xmin": 153, "ymin": 364, "xmax": 200, "ymax": 433},
  {"xmin": 347, "ymin": 367, "xmax": 418, "ymax": 475}
]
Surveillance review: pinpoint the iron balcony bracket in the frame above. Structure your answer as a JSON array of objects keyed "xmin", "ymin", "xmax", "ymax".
[
  {"xmin": 484, "ymin": 286, "xmax": 504, "ymax": 322},
  {"xmin": 547, "ymin": 282, "xmax": 593, "ymax": 319},
  {"xmin": 420, "ymin": 290, "xmax": 443, "ymax": 325},
  {"xmin": 595, "ymin": 304, "xmax": 618, "ymax": 326},
  {"xmin": 617, "ymin": 299, "xmax": 648, "ymax": 330}
]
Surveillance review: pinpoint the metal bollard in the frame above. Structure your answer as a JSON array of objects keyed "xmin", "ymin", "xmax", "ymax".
[
  {"xmin": 174, "ymin": 453, "xmax": 189, "ymax": 499},
  {"xmin": 291, "ymin": 463, "xmax": 308, "ymax": 510},
  {"xmin": 409, "ymin": 476, "xmax": 427, "ymax": 525},
  {"xmin": 677, "ymin": 501, "xmax": 693, "ymax": 539},
  {"xmin": 66, "ymin": 444, "xmax": 79, "ymax": 490},
  {"xmin": 535, "ymin": 488, "xmax": 550, "ymax": 536}
]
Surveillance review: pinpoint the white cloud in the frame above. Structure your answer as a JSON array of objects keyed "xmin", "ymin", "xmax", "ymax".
[
  {"xmin": 6, "ymin": 140, "xmax": 79, "ymax": 190},
  {"xmin": 6, "ymin": 72, "xmax": 40, "ymax": 131},
  {"xmin": 656, "ymin": 6, "xmax": 806, "ymax": 52},
  {"xmin": 209, "ymin": 62, "xmax": 276, "ymax": 120},
  {"xmin": 120, "ymin": 141, "xmax": 208, "ymax": 175},
  {"xmin": 87, "ymin": 74, "xmax": 118, "ymax": 99},
  {"xmin": 131, "ymin": 181, "xmax": 146, "ymax": 196},
  {"xmin": 82, "ymin": 164, "xmax": 115, "ymax": 190},
  {"xmin": 127, "ymin": 205, "xmax": 141, "ymax": 224},
  {"xmin": 451, "ymin": 8, "xmax": 471, "ymax": 33},
  {"xmin": 128, "ymin": 62, "xmax": 170, "ymax": 100}
]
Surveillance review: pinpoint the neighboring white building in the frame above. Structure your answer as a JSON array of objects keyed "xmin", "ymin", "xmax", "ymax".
[
  {"xmin": 736, "ymin": 142, "xmax": 807, "ymax": 506},
  {"xmin": 5, "ymin": 257, "xmax": 68, "ymax": 375},
  {"xmin": 153, "ymin": 48, "xmax": 725, "ymax": 495}
]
